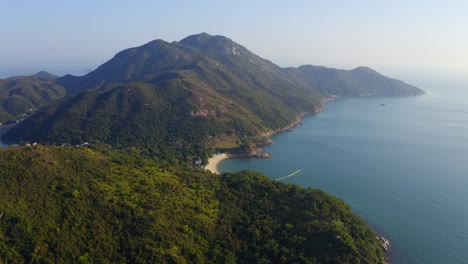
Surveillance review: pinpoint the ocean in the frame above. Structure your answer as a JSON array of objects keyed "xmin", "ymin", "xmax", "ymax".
[
  {"xmin": 0, "ymin": 132, "xmax": 9, "ymax": 148},
  {"xmin": 0, "ymin": 123, "xmax": 16, "ymax": 148},
  {"xmin": 219, "ymin": 79, "xmax": 468, "ymax": 263}
]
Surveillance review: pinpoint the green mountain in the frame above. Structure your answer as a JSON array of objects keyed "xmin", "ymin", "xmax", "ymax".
[
  {"xmin": 4, "ymin": 33, "xmax": 423, "ymax": 154},
  {"xmin": 0, "ymin": 34, "xmax": 417, "ymax": 262},
  {"xmin": 6, "ymin": 34, "xmax": 323, "ymax": 153},
  {"xmin": 0, "ymin": 145, "xmax": 384, "ymax": 263},
  {"xmin": 0, "ymin": 73, "xmax": 65, "ymax": 123}
]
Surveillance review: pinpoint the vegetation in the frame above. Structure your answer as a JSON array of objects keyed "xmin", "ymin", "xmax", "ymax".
[
  {"xmin": 0, "ymin": 145, "xmax": 384, "ymax": 263},
  {"xmin": 0, "ymin": 72, "xmax": 65, "ymax": 123},
  {"xmin": 293, "ymin": 65, "xmax": 424, "ymax": 97},
  {"xmin": 0, "ymin": 33, "xmax": 422, "ymax": 263},
  {"xmin": 3, "ymin": 83, "xmax": 213, "ymax": 164},
  {"xmin": 4, "ymin": 33, "xmax": 422, "ymax": 155}
]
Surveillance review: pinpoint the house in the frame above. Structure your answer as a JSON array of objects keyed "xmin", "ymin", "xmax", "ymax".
[{"xmin": 195, "ymin": 157, "xmax": 202, "ymax": 167}]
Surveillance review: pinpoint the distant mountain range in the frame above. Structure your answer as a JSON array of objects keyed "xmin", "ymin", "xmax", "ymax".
[{"xmin": 3, "ymin": 33, "xmax": 423, "ymax": 157}]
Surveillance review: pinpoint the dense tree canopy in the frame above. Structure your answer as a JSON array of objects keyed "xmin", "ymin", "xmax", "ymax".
[
  {"xmin": 0, "ymin": 33, "xmax": 421, "ymax": 263},
  {"xmin": 0, "ymin": 146, "xmax": 384, "ymax": 263}
]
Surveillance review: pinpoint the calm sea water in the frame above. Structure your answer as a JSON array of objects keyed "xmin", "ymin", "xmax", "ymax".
[
  {"xmin": 0, "ymin": 125, "xmax": 14, "ymax": 148},
  {"xmin": 219, "ymin": 80, "xmax": 468, "ymax": 263},
  {"xmin": 0, "ymin": 135, "xmax": 8, "ymax": 147}
]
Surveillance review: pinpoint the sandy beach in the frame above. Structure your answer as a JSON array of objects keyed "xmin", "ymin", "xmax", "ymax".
[{"xmin": 205, "ymin": 153, "xmax": 229, "ymax": 174}]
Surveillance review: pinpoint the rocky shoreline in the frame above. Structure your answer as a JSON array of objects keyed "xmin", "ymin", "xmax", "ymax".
[
  {"xmin": 250, "ymin": 98, "xmax": 333, "ymax": 159},
  {"xmin": 242, "ymin": 117, "xmax": 304, "ymax": 159}
]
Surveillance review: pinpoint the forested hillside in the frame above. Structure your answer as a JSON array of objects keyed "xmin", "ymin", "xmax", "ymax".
[
  {"xmin": 0, "ymin": 33, "xmax": 416, "ymax": 263},
  {"xmin": 4, "ymin": 33, "xmax": 423, "ymax": 154},
  {"xmin": 0, "ymin": 146, "xmax": 384, "ymax": 263},
  {"xmin": 0, "ymin": 73, "xmax": 65, "ymax": 123}
]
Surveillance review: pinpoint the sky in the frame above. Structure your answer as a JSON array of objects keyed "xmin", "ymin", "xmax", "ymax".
[{"xmin": 1, "ymin": 0, "xmax": 467, "ymax": 80}]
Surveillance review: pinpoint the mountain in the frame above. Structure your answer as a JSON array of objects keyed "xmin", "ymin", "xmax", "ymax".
[
  {"xmin": 292, "ymin": 65, "xmax": 424, "ymax": 97},
  {"xmin": 0, "ymin": 34, "xmax": 418, "ymax": 262},
  {"xmin": 33, "ymin": 70, "xmax": 59, "ymax": 79},
  {"xmin": 6, "ymin": 34, "xmax": 323, "ymax": 154},
  {"xmin": 4, "ymin": 33, "xmax": 423, "ymax": 155},
  {"xmin": 0, "ymin": 145, "xmax": 384, "ymax": 263},
  {"xmin": 0, "ymin": 73, "xmax": 65, "ymax": 123},
  {"xmin": 5, "ymin": 71, "xmax": 59, "ymax": 81}
]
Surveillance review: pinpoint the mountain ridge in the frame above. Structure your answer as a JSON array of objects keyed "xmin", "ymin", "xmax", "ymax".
[{"xmin": 4, "ymin": 33, "xmax": 423, "ymax": 156}]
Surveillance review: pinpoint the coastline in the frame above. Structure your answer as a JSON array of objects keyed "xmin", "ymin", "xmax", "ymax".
[
  {"xmin": 264, "ymin": 112, "xmax": 307, "ymax": 138},
  {"xmin": 220, "ymin": 97, "xmax": 399, "ymax": 263},
  {"xmin": 263, "ymin": 96, "xmax": 336, "ymax": 139},
  {"xmin": 208, "ymin": 96, "xmax": 354, "ymax": 173},
  {"xmin": 221, "ymin": 105, "xmax": 326, "ymax": 164},
  {"xmin": 205, "ymin": 153, "xmax": 229, "ymax": 174}
]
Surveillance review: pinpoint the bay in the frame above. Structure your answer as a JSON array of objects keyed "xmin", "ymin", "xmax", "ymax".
[{"xmin": 219, "ymin": 80, "xmax": 468, "ymax": 264}]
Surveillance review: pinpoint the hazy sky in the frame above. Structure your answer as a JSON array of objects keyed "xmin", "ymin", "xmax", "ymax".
[{"xmin": 1, "ymin": 0, "xmax": 467, "ymax": 79}]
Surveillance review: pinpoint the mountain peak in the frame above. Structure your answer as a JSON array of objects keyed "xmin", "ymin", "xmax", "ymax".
[
  {"xmin": 298, "ymin": 65, "xmax": 328, "ymax": 70},
  {"xmin": 145, "ymin": 38, "xmax": 168, "ymax": 45},
  {"xmin": 136, "ymin": 39, "xmax": 172, "ymax": 51},
  {"xmin": 34, "ymin": 70, "xmax": 58, "ymax": 79},
  {"xmin": 351, "ymin": 66, "xmax": 378, "ymax": 74},
  {"xmin": 180, "ymin": 33, "xmax": 242, "ymax": 55},
  {"xmin": 179, "ymin": 32, "xmax": 214, "ymax": 45},
  {"xmin": 179, "ymin": 33, "xmax": 214, "ymax": 49}
]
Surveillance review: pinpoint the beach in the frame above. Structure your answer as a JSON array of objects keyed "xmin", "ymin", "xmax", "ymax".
[{"xmin": 205, "ymin": 154, "xmax": 229, "ymax": 174}]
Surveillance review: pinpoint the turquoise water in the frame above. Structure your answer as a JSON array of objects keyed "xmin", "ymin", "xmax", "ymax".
[{"xmin": 219, "ymin": 81, "xmax": 468, "ymax": 263}]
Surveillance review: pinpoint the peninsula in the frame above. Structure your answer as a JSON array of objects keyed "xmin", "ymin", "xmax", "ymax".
[{"xmin": 0, "ymin": 33, "xmax": 423, "ymax": 263}]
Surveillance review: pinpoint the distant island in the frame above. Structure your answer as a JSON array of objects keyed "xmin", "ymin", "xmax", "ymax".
[{"xmin": 0, "ymin": 33, "xmax": 423, "ymax": 263}]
